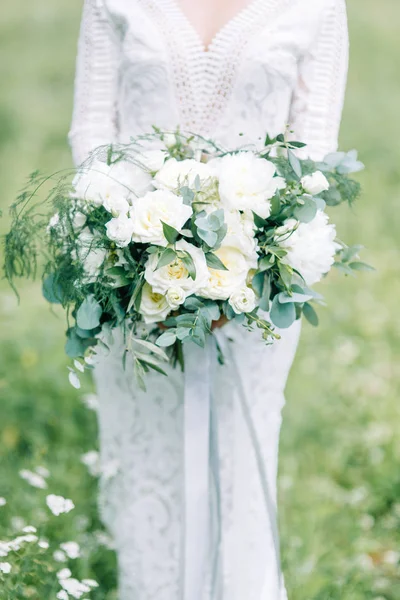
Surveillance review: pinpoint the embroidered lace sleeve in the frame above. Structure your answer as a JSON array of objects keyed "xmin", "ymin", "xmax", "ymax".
[
  {"xmin": 288, "ymin": 0, "xmax": 349, "ymax": 160},
  {"xmin": 68, "ymin": 0, "xmax": 119, "ymax": 166}
]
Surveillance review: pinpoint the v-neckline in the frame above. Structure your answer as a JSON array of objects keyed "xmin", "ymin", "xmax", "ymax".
[{"xmin": 163, "ymin": 0, "xmax": 265, "ymax": 53}]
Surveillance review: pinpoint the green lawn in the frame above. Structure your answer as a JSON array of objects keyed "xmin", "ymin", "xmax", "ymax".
[{"xmin": 1, "ymin": 1, "xmax": 400, "ymax": 598}]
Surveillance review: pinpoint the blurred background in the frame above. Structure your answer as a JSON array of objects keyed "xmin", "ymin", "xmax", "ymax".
[{"xmin": 1, "ymin": 1, "xmax": 400, "ymax": 598}]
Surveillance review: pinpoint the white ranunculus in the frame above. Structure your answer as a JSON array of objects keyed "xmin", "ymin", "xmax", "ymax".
[
  {"xmin": 222, "ymin": 209, "xmax": 258, "ymax": 257},
  {"xmin": 154, "ymin": 158, "xmax": 215, "ymax": 191},
  {"xmin": 276, "ymin": 211, "xmax": 339, "ymax": 286},
  {"xmin": 216, "ymin": 152, "xmax": 286, "ymax": 218},
  {"xmin": 144, "ymin": 239, "xmax": 209, "ymax": 297},
  {"xmin": 75, "ymin": 228, "xmax": 107, "ymax": 282},
  {"xmin": 229, "ymin": 287, "xmax": 257, "ymax": 314},
  {"xmin": 72, "ymin": 159, "xmax": 153, "ymax": 212},
  {"xmin": 166, "ymin": 286, "xmax": 186, "ymax": 310},
  {"xmin": 130, "ymin": 189, "xmax": 192, "ymax": 247},
  {"xmin": 105, "ymin": 215, "xmax": 135, "ymax": 248},
  {"xmin": 199, "ymin": 246, "xmax": 255, "ymax": 301},
  {"xmin": 300, "ymin": 171, "xmax": 330, "ymax": 195},
  {"xmin": 139, "ymin": 283, "xmax": 171, "ymax": 324}
]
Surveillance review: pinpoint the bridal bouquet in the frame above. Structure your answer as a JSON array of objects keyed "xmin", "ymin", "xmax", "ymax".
[{"xmin": 4, "ymin": 130, "xmax": 368, "ymax": 387}]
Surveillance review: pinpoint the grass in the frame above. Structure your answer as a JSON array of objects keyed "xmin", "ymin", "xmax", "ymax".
[{"xmin": 1, "ymin": 0, "xmax": 400, "ymax": 598}]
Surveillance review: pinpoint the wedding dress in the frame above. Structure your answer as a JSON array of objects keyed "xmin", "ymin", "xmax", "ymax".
[{"xmin": 68, "ymin": 0, "xmax": 349, "ymax": 598}]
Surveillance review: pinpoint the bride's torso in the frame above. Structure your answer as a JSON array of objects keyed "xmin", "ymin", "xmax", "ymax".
[{"xmin": 103, "ymin": 0, "xmax": 327, "ymax": 148}]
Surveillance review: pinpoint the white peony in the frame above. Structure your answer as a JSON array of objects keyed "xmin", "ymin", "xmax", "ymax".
[
  {"xmin": 275, "ymin": 211, "xmax": 339, "ymax": 286},
  {"xmin": 144, "ymin": 239, "xmax": 209, "ymax": 298},
  {"xmin": 229, "ymin": 287, "xmax": 257, "ymax": 314},
  {"xmin": 75, "ymin": 228, "xmax": 107, "ymax": 282},
  {"xmin": 72, "ymin": 159, "xmax": 153, "ymax": 212},
  {"xmin": 166, "ymin": 286, "xmax": 186, "ymax": 310},
  {"xmin": 139, "ymin": 283, "xmax": 171, "ymax": 324},
  {"xmin": 105, "ymin": 214, "xmax": 135, "ymax": 248},
  {"xmin": 216, "ymin": 152, "xmax": 286, "ymax": 218},
  {"xmin": 300, "ymin": 171, "xmax": 330, "ymax": 195},
  {"xmin": 46, "ymin": 495, "xmax": 75, "ymax": 516},
  {"xmin": 130, "ymin": 189, "xmax": 192, "ymax": 247},
  {"xmin": 222, "ymin": 209, "xmax": 258, "ymax": 257},
  {"xmin": 200, "ymin": 246, "xmax": 255, "ymax": 301},
  {"xmin": 154, "ymin": 158, "xmax": 215, "ymax": 191}
]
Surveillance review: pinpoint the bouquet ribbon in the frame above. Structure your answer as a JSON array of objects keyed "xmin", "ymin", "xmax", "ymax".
[{"xmin": 182, "ymin": 334, "xmax": 282, "ymax": 600}]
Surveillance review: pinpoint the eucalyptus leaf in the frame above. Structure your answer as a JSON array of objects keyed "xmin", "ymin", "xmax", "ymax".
[
  {"xmin": 42, "ymin": 273, "xmax": 63, "ymax": 304},
  {"xmin": 270, "ymin": 295, "xmax": 296, "ymax": 328},
  {"xmin": 288, "ymin": 149, "xmax": 302, "ymax": 178},
  {"xmin": 278, "ymin": 291, "xmax": 313, "ymax": 304},
  {"xmin": 156, "ymin": 330, "xmax": 177, "ymax": 347},
  {"xmin": 303, "ymin": 302, "xmax": 319, "ymax": 326},
  {"xmin": 293, "ymin": 196, "xmax": 317, "ymax": 223},
  {"xmin": 76, "ymin": 295, "xmax": 102, "ymax": 330}
]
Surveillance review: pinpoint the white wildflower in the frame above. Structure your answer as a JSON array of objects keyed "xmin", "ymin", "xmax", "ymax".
[
  {"xmin": 60, "ymin": 542, "xmax": 80, "ymax": 560},
  {"xmin": 0, "ymin": 498, "xmax": 6, "ymax": 507},
  {"xmin": 22, "ymin": 526, "xmax": 37, "ymax": 534},
  {"xmin": 60, "ymin": 577, "xmax": 91, "ymax": 599},
  {"xmin": 53, "ymin": 550, "xmax": 67, "ymax": 563},
  {"xmin": 80, "ymin": 451, "xmax": 101, "ymax": 477},
  {"xmin": 46, "ymin": 495, "xmax": 75, "ymax": 516},
  {"xmin": 0, "ymin": 542, "xmax": 10, "ymax": 558},
  {"xmin": 35, "ymin": 466, "xmax": 50, "ymax": 478},
  {"xmin": 81, "ymin": 393, "xmax": 99, "ymax": 411},
  {"xmin": 0, "ymin": 562, "xmax": 11, "ymax": 574},
  {"xmin": 56, "ymin": 591, "xmax": 69, "ymax": 600},
  {"xmin": 19, "ymin": 469, "xmax": 47, "ymax": 489},
  {"xmin": 57, "ymin": 568, "xmax": 72, "ymax": 580},
  {"xmin": 38, "ymin": 539, "xmax": 49, "ymax": 550}
]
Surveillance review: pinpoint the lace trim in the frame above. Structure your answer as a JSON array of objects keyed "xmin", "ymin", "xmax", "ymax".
[{"xmin": 138, "ymin": 0, "xmax": 287, "ymax": 135}]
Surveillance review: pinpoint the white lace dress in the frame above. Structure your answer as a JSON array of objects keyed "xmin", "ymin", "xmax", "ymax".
[{"xmin": 69, "ymin": 1, "xmax": 349, "ymax": 598}]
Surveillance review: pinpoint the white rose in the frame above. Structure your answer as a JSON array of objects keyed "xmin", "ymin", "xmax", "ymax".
[
  {"xmin": 275, "ymin": 211, "xmax": 339, "ymax": 286},
  {"xmin": 216, "ymin": 152, "xmax": 286, "ymax": 218},
  {"xmin": 72, "ymin": 160, "xmax": 153, "ymax": 212},
  {"xmin": 130, "ymin": 189, "xmax": 192, "ymax": 247},
  {"xmin": 154, "ymin": 158, "xmax": 215, "ymax": 191},
  {"xmin": 300, "ymin": 171, "xmax": 330, "ymax": 195},
  {"xmin": 105, "ymin": 215, "xmax": 135, "ymax": 248},
  {"xmin": 222, "ymin": 209, "xmax": 258, "ymax": 257},
  {"xmin": 144, "ymin": 239, "xmax": 209, "ymax": 297},
  {"xmin": 199, "ymin": 246, "xmax": 255, "ymax": 301},
  {"xmin": 229, "ymin": 287, "xmax": 257, "ymax": 314},
  {"xmin": 139, "ymin": 283, "xmax": 171, "ymax": 324},
  {"xmin": 75, "ymin": 228, "xmax": 107, "ymax": 282},
  {"xmin": 166, "ymin": 286, "xmax": 186, "ymax": 309}
]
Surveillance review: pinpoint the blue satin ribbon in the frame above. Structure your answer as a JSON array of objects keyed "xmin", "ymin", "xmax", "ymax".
[{"xmin": 182, "ymin": 333, "xmax": 281, "ymax": 599}]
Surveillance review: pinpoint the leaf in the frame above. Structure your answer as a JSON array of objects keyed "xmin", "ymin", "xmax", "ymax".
[
  {"xmin": 288, "ymin": 141, "xmax": 307, "ymax": 149},
  {"xmin": 349, "ymin": 261, "xmax": 375, "ymax": 272},
  {"xmin": 270, "ymin": 194, "xmax": 281, "ymax": 216},
  {"xmin": 156, "ymin": 248, "xmax": 177, "ymax": 270},
  {"xmin": 340, "ymin": 244, "xmax": 364, "ymax": 263},
  {"xmin": 161, "ymin": 221, "xmax": 180, "ymax": 244},
  {"xmin": 156, "ymin": 330, "xmax": 177, "ymax": 347},
  {"xmin": 252, "ymin": 211, "xmax": 267, "ymax": 229},
  {"xmin": 65, "ymin": 330, "xmax": 86, "ymax": 358},
  {"xmin": 258, "ymin": 256, "xmax": 274, "ymax": 272},
  {"xmin": 252, "ymin": 272, "xmax": 265, "ymax": 297},
  {"xmin": 176, "ymin": 327, "xmax": 191, "ymax": 340},
  {"xmin": 293, "ymin": 196, "xmax": 317, "ymax": 223},
  {"xmin": 133, "ymin": 338, "xmax": 169, "ymax": 361},
  {"xmin": 180, "ymin": 252, "xmax": 196, "ymax": 280},
  {"xmin": 303, "ymin": 302, "xmax": 319, "ymax": 326},
  {"xmin": 270, "ymin": 295, "xmax": 296, "ymax": 329},
  {"xmin": 205, "ymin": 252, "xmax": 228, "ymax": 271},
  {"xmin": 278, "ymin": 263, "xmax": 293, "ymax": 288},
  {"xmin": 191, "ymin": 326, "xmax": 206, "ymax": 348},
  {"xmin": 68, "ymin": 371, "xmax": 81, "ymax": 390},
  {"xmin": 184, "ymin": 296, "xmax": 204, "ymax": 310},
  {"xmin": 42, "ymin": 274, "xmax": 63, "ymax": 304},
  {"xmin": 278, "ymin": 291, "xmax": 313, "ymax": 304},
  {"xmin": 288, "ymin": 149, "xmax": 302, "ymax": 178},
  {"xmin": 197, "ymin": 228, "xmax": 218, "ymax": 247},
  {"xmin": 276, "ymin": 133, "xmax": 285, "ymax": 143},
  {"xmin": 76, "ymin": 295, "xmax": 102, "ymax": 330},
  {"xmin": 203, "ymin": 300, "xmax": 220, "ymax": 321},
  {"xmin": 259, "ymin": 275, "xmax": 271, "ymax": 311}
]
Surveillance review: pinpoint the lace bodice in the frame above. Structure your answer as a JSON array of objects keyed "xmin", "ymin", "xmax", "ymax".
[{"xmin": 69, "ymin": 0, "xmax": 348, "ymax": 165}]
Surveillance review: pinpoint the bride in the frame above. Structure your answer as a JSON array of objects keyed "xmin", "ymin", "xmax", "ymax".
[{"xmin": 69, "ymin": 0, "xmax": 348, "ymax": 598}]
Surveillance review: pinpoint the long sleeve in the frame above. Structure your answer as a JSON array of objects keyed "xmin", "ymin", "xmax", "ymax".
[
  {"xmin": 68, "ymin": 0, "xmax": 119, "ymax": 166},
  {"xmin": 288, "ymin": 0, "xmax": 349, "ymax": 161}
]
